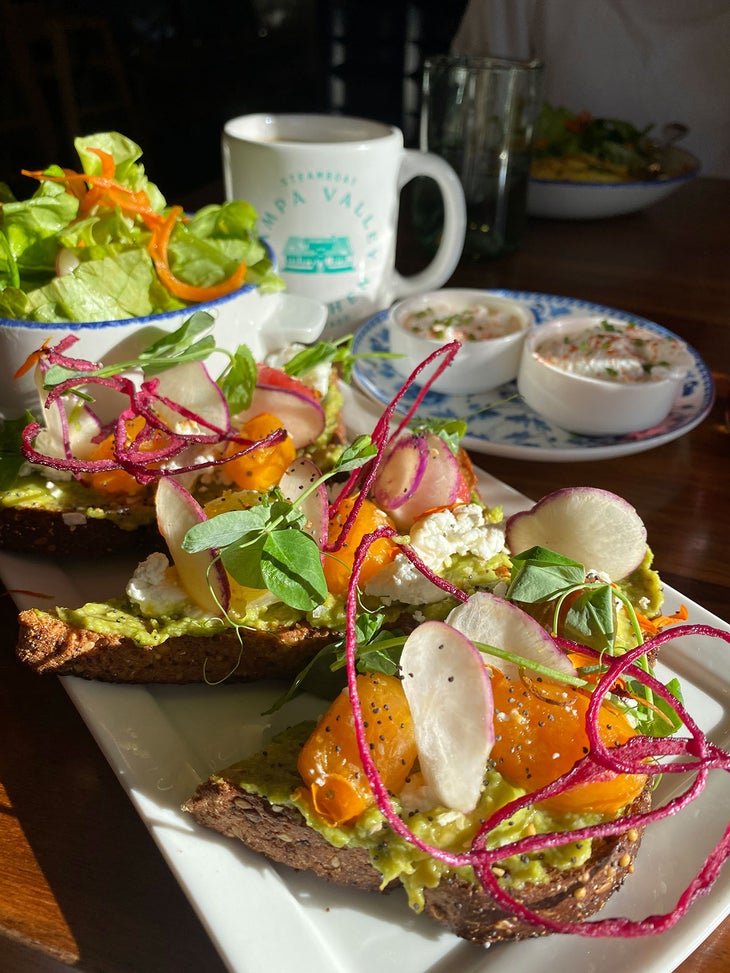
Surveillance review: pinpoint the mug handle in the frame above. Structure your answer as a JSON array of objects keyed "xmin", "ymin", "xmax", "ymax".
[{"xmin": 391, "ymin": 150, "xmax": 466, "ymax": 298}]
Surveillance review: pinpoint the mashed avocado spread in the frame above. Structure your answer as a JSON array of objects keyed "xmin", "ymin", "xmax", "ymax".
[
  {"xmin": 0, "ymin": 473, "xmax": 155, "ymax": 529},
  {"xmin": 220, "ymin": 723, "xmax": 605, "ymax": 912},
  {"xmin": 42, "ymin": 547, "xmax": 660, "ymax": 653},
  {"xmin": 46, "ymin": 549, "xmax": 513, "ymax": 648},
  {"xmin": 0, "ymin": 370, "xmax": 344, "ymax": 529}
]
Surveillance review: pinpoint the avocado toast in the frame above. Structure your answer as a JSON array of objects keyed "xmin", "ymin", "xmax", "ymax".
[
  {"xmin": 181, "ymin": 486, "xmax": 730, "ymax": 944},
  {"xmin": 0, "ymin": 316, "xmax": 346, "ymax": 555},
  {"xmin": 14, "ymin": 339, "xmax": 670, "ymax": 688}
]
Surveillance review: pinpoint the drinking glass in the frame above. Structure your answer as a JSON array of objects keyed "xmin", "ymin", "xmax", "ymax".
[{"xmin": 415, "ymin": 55, "xmax": 543, "ymax": 261}]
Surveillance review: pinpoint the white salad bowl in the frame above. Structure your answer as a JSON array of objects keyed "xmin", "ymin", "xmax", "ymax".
[
  {"xmin": 517, "ymin": 315, "xmax": 693, "ymax": 435},
  {"xmin": 527, "ymin": 146, "xmax": 700, "ymax": 220},
  {"xmin": 388, "ymin": 288, "xmax": 534, "ymax": 395},
  {"xmin": 0, "ymin": 286, "xmax": 327, "ymax": 420}
]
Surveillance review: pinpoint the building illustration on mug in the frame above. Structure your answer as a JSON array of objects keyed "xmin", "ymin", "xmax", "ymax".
[{"xmin": 283, "ymin": 236, "xmax": 355, "ymax": 274}]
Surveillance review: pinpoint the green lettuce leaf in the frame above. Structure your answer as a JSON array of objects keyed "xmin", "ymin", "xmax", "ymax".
[{"xmin": 0, "ymin": 132, "xmax": 283, "ymax": 320}]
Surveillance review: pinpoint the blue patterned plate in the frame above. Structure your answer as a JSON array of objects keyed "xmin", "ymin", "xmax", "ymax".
[{"xmin": 351, "ymin": 290, "xmax": 715, "ymax": 461}]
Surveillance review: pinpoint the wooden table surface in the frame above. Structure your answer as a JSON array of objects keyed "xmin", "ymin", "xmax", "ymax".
[{"xmin": 1, "ymin": 177, "xmax": 728, "ymax": 972}]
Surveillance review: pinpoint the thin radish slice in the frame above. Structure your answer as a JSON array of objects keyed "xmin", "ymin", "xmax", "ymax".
[
  {"xmin": 238, "ymin": 386, "xmax": 326, "ymax": 449},
  {"xmin": 33, "ymin": 359, "xmax": 105, "ymax": 461},
  {"xmin": 400, "ymin": 620, "xmax": 494, "ymax": 813},
  {"xmin": 278, "ymin": 457, "xmax": 327, "ymax": 549},
  {"xmin": 374, "ymin": 433, "xmax": 465, "ymax": 530},
  {"xmin": 505, "ymin": 487, "xmax": 648, "ymax": 580},
  {"xmin": 371, "ymin": 433, "xmax": 429, "ymax": 510},
  {"xmin": 446, "ymin": 591, "xmax": 576, "ymax": 679},
  {"xmin": 152, "ymin": 360, "xmax": 230, "ymax": 434},
  {"xmin": 55, "ymin": 247, "xmax": 80, "ymax": 276},
  {"xmin": 156, "ymin": 477, "xmax": 230, "ymax": 615},
  {"xmin": 33, "ymin": 397, "xmax": 103, "ymax": 463}
]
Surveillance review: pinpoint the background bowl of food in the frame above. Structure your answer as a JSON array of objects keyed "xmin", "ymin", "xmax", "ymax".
[
  {"xmin": 527, "ymin": 105, "xmax": 700, "ymax": 220},
  {"xmin": 387, "ymin": 288, "xmax": 534, "ymax": 395},
  {"xmin": 517, "ymin": 315, "xmax": 694, "ymax": 435},
  {"xmin": 0, "ymin": 131, "xmax": 326, "ymax": 419}
]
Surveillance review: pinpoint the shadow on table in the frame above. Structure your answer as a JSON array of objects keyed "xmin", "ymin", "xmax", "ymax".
[{"xmin": 0, "ymin": 596, "xmax": 228, "ymax": 973}]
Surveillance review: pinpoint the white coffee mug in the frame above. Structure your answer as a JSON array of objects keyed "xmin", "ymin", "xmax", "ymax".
[{"xmin": 222, "ymin": 113, "xmax": 466, "ymax": 337}]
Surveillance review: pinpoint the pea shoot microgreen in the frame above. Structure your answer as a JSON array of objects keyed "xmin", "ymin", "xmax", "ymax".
[
  {"xmin": 183, "ymin": 435, "xmax": 378, "ymax": 612},
  {"xmin": 217, "ymin": 342, "xmax": 258, "ymax": 414},
  {"xmin": 264, "ymin": 611, "xmax": 394, "ymax": 712},
  {"xmin": 507, "ymin": 546, "xmax": 617, "ymax": 651},
  {"xmin": 411, "ymin": 417, "xmax": 467, "ymax": 456},
  {"xmin": 42, "ymin": 310, "xmax": 220, "ymax": 389},
  {"xmin": 505, "ymin": 545, "xmax": 684, "ymax": 736},
  {"xmin": 282, "ymin": 333, "xmax": 399, "ymax": 383}
]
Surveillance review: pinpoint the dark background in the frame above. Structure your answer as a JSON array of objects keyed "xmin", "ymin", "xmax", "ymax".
[{"xmin": 1, "ymin": 0, "xmax": 468, "ymax": 201}]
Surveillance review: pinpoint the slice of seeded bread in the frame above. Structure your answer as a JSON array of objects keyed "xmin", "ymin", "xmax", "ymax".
[
  {"xmin": 15, "ymin": 608, "xmax": 341, "ymax": 684},
  {"xmin": 0, "ymin": 504, "xmax": 161, "ymax": 556},
  {"xmin": 183, "ymin": 771, "xmax": 649, "ymax": 945}
]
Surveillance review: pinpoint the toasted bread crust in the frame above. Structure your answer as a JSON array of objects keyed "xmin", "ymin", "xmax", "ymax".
[
  {"xmin": 183, "ymin": 776, "xmax": 648, "ymax": 944},
  {"xmin": 16, "ymin": 608, "xmax": 340, "ymax": 684}
]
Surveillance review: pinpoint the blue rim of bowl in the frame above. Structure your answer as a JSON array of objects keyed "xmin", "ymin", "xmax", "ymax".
[{"xmin": 0, "ymin": 241, "xmax": 276, "ymax": 330}]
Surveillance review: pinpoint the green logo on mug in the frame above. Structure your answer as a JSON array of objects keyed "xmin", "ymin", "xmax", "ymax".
[{"xmin": 283, "ymin": 236, "xmax": 355, "ymax": 274}]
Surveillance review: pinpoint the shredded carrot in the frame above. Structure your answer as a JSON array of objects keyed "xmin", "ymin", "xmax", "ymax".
[
  {"xmin": 147, "ymin": 205, "xmax": 247, "ymax": 302},
  {"xmin": 13, "ymin": 338, "xmax": 52, "ymax": 379},
  {"xmin": 22, "ymin": 151, "xmax": 247, "ymax": 302},
  {"xmin": 566, "ymin": 651, "xmax": 629, "ymax": 702},
  {"xmin": 87, "ymin": 147, "xmax": 116, "ymax": 178},
  {"xmin": 77, "ymin": 147, "xmax": 115, "ymax": 216},
  {"xmin": 61, "ymin": 167, "xmax": 87, "ymax": 202},
  {"xmin": 637, "ymin": 604, "xmax": 689, "ymax": 637},
  {"xmin": 21, "ymin": 165, "xmax": 163, "ymax": 233}
]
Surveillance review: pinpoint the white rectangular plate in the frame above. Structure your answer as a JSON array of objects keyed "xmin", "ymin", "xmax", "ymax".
[{"xmin": 2, "ymin": 465, "xmax": 729, "ymax": 973}]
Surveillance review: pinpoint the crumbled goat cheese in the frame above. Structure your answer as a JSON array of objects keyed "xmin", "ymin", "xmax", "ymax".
[
  {"xmin": 365, "ymin": 504, "xmax": 505, "ymax": 605},
  {"xmin": 126, "ymin": 552, "xmax": 191, "ymax": 616},
  {"xmin": 408, "ymin": 504, "xmax": 504, "ymax": 569},
  {"xmin": 365, "ymin": 554, "xmax": 448, "ymax": 605}
]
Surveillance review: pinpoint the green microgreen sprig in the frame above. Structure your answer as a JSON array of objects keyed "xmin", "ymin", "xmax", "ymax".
[
  {"xmin": 506, "ymin": 545, "xmax": 683, "ymax": 736},
  {"xmin": 42, "ymin": 310, "xmax": 220, "ymax": 389},
  {"xmin": 409, "ymin": 416, "xmax": 468, "ymax": 456},
  {"xmin": 182, "ymin": 434, "xmax": 378, "ymax": 612},
  {"xmin": 282, "ymin": 332, "xmax": 399, "ymax": 383}
]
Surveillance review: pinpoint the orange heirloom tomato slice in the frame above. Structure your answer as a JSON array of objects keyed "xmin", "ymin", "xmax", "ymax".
[
  {"xmin": 324, "ymin": 496, "xmax": 397, "ymax": 596},
  {"xmin": 86, "ymin": 415, "xmax": 168, "ymax": 495},
  {"xmin": 297, "ymin": 673, "xmax": 418, "ymax": 827},
  {"xmin": 489, "ymin": 668, "xmax": 647, "ymax": 816},
  {"xmin": 223, "ymin": 413, "xmax": 296, "ymax": 491}
]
